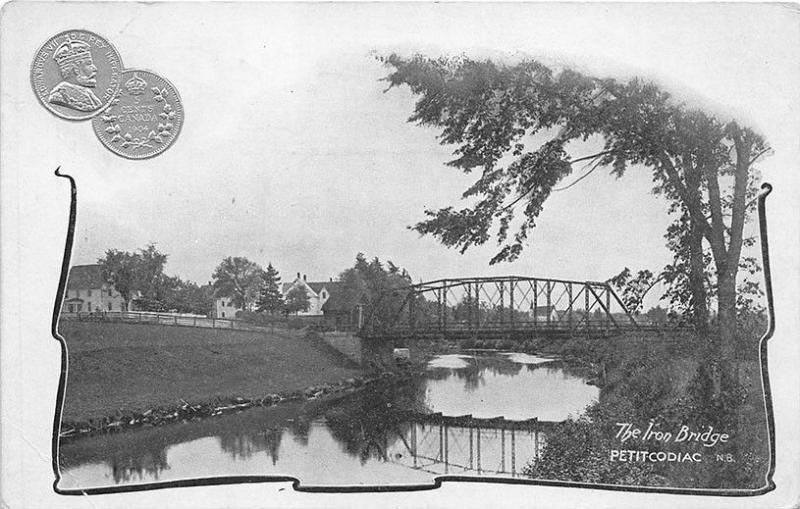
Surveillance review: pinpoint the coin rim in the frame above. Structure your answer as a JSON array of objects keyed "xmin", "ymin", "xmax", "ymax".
[
  {"xmin": 91, "ymin": 68, "xmax": 185, "ymax": 160},
  {"xmin": 30, "ymin": 29, "xmax": 125, "ymax": 122}
]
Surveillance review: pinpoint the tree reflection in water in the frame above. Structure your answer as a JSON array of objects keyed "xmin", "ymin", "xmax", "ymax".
[
  {"xmin": 59, "ymin": 353, "xmax": 601, "ymax": 487},
  {"xmin": 218, "ymin": 427, "xmax": 284, "ymax": 465},
  {"xmin": 322, "ymin": 380, "xmax": 423, "ymax": 464},
  {"xmin": 109, "ymin": 444, "xmax": 170, "ymax": 484}
]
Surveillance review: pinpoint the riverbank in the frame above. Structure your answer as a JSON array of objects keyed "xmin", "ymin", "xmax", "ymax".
[
  {"xmin": 58, "ymin": 321, "xmax": 364, "ymax": 426},
  {"xmin": 520, "ymin": 330, "xmax": 771, "ymax": 489},
  {"xmin": 59, "ymin": 371, "xmax": 406, "ymax": 442}
]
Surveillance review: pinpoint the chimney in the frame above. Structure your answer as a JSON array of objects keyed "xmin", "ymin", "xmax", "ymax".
[
  {"xmin": 329, "ymin": 277, "xmax": 332, "ymax": 282},
  {"xmin": 297, "ymin": 272, "xmax": 300, "ymax": 280},
  {"xmin": 303, "ymin": 274, "xmax": 307, "ymax": 281}
]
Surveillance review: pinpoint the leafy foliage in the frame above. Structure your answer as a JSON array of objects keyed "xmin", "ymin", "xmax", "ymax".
[
  {"xmin": 284, "ymin": 285, "xmax": 310, "ymax": 315},
  {"xmin": 608, "ymin": 267, "xmax": 658, "ymax": 315},
  {"xmin": 98, "ymin": 244, "xmax": 212, "ymax": 314},
  {"xmin": 524, "ymin": 332, "xmax": 769, "ymax": 489},
  {"xmin": 383, "ymin": 54, "xmax": 770, "ymax": 341},
  {"xmin": 211, "ymin": 257, "xmax": 265, "ymax": 310},
  {"xmin": 98, "ymin": 244, "xmax": 167, "ymax": 308},
  {"xmin": 337, "ymin": 253, "xmax": 413, "ymax": 329}
]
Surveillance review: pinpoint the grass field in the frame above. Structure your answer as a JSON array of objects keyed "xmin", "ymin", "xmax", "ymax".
[{"xmin": 58, "ymin": 321, "xmax": 362, "ymax": 422}]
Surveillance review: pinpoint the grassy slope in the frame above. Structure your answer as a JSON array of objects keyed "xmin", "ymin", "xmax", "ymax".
[{"xmin": 59, "ymin": 322, "xmax": 361, "ymax": 422}]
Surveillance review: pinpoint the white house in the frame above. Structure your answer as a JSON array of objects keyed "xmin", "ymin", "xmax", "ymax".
[
  {"xmin": 213, "ymin": 298, "xmax": 243, "ymax": 318},
  {"xmin": 530, "ymin": 305, "xmax": 561, "ymax": 322},
  {"xmin": 212, "ymin": 272, "xmax": 341, "ymax": 318},
  {"xmin": 282, "ymin": 273, "xmax": 339, "ymax": 316},
  {"xmin": 61, "ymin": 264, "xmax": 129, "ymax": 313}
]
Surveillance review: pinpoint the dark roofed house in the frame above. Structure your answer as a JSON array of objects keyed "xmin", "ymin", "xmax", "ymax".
[
  {"xmin": 62, "ymin": 264, "xmax": 128, "ymax": 314},
  {"xmin": 320, "ymin": 283, "xmax": 359, "ymax": 330}
]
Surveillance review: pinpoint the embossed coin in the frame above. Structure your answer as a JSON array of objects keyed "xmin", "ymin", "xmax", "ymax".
[
  {"xmin": 31, "ymin": 29, "xmax": 124, "ymax": 121},
  {"xmin": 91, "ymin": 69, "xmax": 184, "ymax": 160}
]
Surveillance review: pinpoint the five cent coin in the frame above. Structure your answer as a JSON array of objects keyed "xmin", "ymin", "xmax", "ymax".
[
  {"xmin": 31, "ymin": 30, "xmax": 124, "ymax": 121},
  {"xmin": 92, "ymin": 69, "xmax": 184, "ymax": 160}
]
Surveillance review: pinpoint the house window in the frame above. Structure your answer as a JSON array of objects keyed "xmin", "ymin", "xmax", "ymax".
[
  {"xmin": 107, "ymin": 302, "xmax": 112, "ymax": 311},
  {"xmin": 68, "ymin": 304, "xmax": 74, "ymax": 313},
  {"xmin": 222, "ymin": 312, "xmax": 226, "ymax": 318}
]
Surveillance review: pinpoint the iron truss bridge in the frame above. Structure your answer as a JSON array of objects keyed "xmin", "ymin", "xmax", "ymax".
[{"xmin": 360, "ymin": 275, "xmax": 644, "ymax": 340}]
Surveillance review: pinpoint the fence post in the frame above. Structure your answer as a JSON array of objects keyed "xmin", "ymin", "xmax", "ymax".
[{"xmin": 175, "ymin": 315, "xmax": 178, "ymax": 326}]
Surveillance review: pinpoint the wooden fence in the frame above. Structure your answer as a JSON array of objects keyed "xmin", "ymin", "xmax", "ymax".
[{"xmin": 59, "ymin": 311, "xmax": 265, "ymax": 332}]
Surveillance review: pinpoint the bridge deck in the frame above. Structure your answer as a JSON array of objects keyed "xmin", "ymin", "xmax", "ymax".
[{"xmin": 360, "ymin": 323, "xmax": 673, "ymax": 340}]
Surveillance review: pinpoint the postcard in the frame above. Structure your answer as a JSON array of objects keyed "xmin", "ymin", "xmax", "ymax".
[{"xmin": 1, "ymin": 2, "xmax": 799, "ymax": 508}]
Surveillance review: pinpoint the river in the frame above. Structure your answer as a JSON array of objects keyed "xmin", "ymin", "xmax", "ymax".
[{"xmin": 58, "ymin": 352, "xmax": 599, "ymax": 489}]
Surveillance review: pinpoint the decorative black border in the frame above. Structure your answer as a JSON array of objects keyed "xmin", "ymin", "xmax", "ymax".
[{"xmin": 50, "ymin": 172, "xmax": 777, "ymax": 497}]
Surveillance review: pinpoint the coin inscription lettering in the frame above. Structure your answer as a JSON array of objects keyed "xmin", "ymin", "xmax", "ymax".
[
  {"xmin": 31, "ymin": 30, "xmax": 123, "ymax": 121},
  {"xmin": 92, "ymin": 70, "xmax": 184, "ymax": 160}
]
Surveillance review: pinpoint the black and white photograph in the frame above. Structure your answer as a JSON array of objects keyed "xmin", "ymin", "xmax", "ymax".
[{"xmin": 1, "ymin": 3, "xmax": 799, "ymax": 508}]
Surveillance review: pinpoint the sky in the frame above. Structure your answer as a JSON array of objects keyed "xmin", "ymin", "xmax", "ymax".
[{"xmin": 19, "ymin": 2, "xmax": 795, "ymax": 311}]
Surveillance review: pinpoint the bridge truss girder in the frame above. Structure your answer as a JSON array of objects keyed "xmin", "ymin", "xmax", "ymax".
[{"xmin": 362, "ymin": 276, "xmax": 638, "ymax": 339}]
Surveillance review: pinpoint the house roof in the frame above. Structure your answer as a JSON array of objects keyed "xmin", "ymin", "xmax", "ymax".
[
  {"xmin": 531, "ymin": 305, "xmax": 557, "ymax": 314},
  {"xmin": 307, "ymin": 281, "xmax": 342, "ymax": 295},
  {"xmin": 67, "ymin": 264, "xmax": 105, "ymax": 290},
  {"xmin": 282, "ymin": 279, "xmax": 343, "ymax": 297},
  {"xmin": 321, "ymin": 286, "xmax": 351, "ymax": 313}
]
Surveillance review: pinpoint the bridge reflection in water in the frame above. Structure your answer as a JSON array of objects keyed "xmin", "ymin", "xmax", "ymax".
[{"xmin": 383, "ymin": 412, "xmax": 551, "ymax": 477}]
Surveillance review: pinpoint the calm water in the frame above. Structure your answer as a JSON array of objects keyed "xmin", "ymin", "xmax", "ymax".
[{"xmin": 58, "ymin": 352, "xmax": 598, "ymax": 488}]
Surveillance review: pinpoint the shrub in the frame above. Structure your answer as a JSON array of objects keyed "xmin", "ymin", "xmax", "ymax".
[{"xmin": 497, "ymin": 339, "xmax": 515, "ymax": 350}]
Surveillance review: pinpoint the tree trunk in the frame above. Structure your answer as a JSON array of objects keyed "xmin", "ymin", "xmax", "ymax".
[
  {"xmin": 688, "ymin": 217, "xmax": 709, "ymax": 332},
  {"xmin": 701, "ymin": 268, "xmax": 738, "ymax": 402},
  {"xmin": 716, "ymin": 271, "xmax": 738, "ymax": 352}
]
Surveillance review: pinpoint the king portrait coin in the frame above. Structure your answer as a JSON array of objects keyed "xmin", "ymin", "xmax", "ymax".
[
  {"xmin": 92, "ymin": 69, "xmax": 184, "ymax": 160},
  {"xmin": 31, "ymin": 29, "xmax": 124, "ymax": 121}
]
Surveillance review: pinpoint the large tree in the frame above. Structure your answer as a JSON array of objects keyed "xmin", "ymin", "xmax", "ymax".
[
  {"xmin": 98, "ymin": 243, "xmax": 168, "ymax": 311},
  {"xmin": 256, "ymin": 262, "xmax": 284, "ymax": 314},
  {"xmin": 338, "ymin": 254, "xmax": 414, "ymax": 330},
  {"xmin": 159, "ymin": 278, "xmax": 214, "ymax": 315},
  {"xmin": 284, "ymin": 285, "xmax": 310, "ymax": 315},
  {"xmin": 383, "ymin": 55, "xmax": 769, "ymax": 347},
  {"xmin": 211, "ymin": 257, "xmax": 265, "ymax": 310}
]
